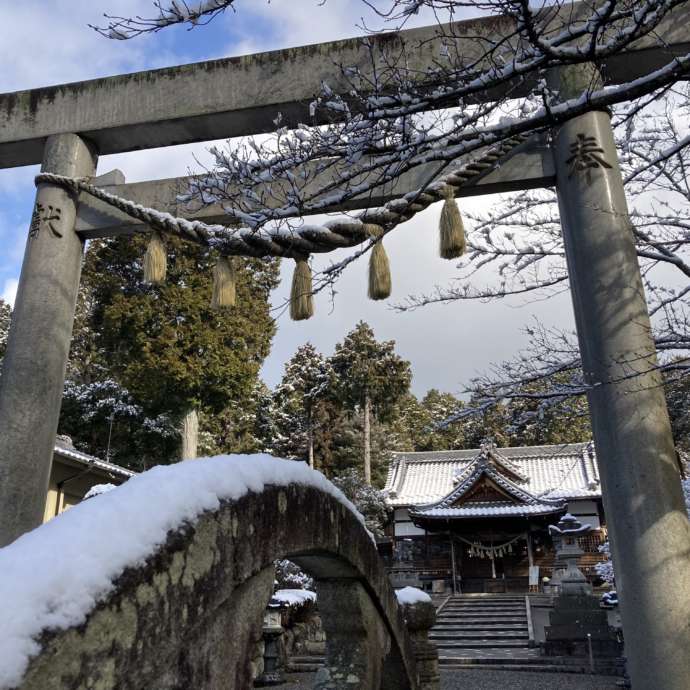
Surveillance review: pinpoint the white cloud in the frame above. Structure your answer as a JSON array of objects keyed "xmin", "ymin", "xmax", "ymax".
[{"xmin": 2, "ymin": 278, "xmax": 18, "ymax": 307}]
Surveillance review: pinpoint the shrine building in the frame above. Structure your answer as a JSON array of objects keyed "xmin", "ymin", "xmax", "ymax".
[{"xmin": 382, "ymin": 441, "xmax": 606, "ymax": 594}]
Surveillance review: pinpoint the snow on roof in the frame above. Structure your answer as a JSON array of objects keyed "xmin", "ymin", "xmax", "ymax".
[
  {"xmin": 0, "ymin": 454, "xmax": 367, "ymax": 690},
  {"xmin": 384, "ymin": 442, "xmax": 600, "ymax": 507},
  {"xmin": 53, "ymin": 440, "xmax": 135, "ymax": 479}
]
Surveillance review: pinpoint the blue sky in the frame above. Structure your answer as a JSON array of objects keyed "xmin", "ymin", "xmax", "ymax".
[{"xmin": 0, "ymin": 1, "xmax": 577, "ymax": 396}]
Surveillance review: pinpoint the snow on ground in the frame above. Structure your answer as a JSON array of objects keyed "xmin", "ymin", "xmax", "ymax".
[
  {"xmin": 273, "ymin": 589, "xmax": 317, "ymax": 607},
  {"xmin": 0, "ymin": 454, "xmax": 366, "ymax": 690},
  {"xmin": 395, "ymin": 586, "xmax": 432, "ymax": 606}
]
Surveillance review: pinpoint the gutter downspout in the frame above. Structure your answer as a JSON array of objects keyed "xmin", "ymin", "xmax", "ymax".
[{"xmin": 54, "ymin": 467, "xmax": 93, "ymax": 517}]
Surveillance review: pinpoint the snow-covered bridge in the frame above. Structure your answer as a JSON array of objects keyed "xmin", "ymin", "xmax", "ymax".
[{"xmin": 0, "ymin": 455, "xmax": 439, "ymax": 690}]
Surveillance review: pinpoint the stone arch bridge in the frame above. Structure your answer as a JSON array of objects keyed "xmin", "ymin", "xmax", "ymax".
[{"xmin": 16, "ymin": 482, "xmax": 438, "ymax": 690}]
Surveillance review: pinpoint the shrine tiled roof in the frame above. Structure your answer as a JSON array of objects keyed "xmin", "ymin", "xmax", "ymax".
[
  {"xmin": 384, "ymin": 442, "xmax": 600, "ymax": 507},
  {"xmin": 414, "ymin": 502, "xmax": 565, "ymax": 519}
]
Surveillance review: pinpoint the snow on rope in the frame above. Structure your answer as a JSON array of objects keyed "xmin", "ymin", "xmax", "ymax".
[
  {"xmin": 0, "ymin": 454, "xmax": 366, "ymax": 689},
  {"xmin": 34, "ymin": 134, "xmax": 527, "ymax": 261}
]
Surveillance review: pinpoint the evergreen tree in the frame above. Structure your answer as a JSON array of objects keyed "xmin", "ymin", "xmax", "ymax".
[
  {"xmin": 59, "ymin": 379, "xmax": 177, "ymax": 471},
  {"xmin": 65, "ymin": 236, "xmax": 279, "ymax": 463},
  {"xmin": 0, "ymin": 298, "xmax": 11, "ymax": 363},
  {"xmin": 331, "ymin": 468, "xmax": 391, "ymax": 537},
  {"xmin": 394, "ymin": 390, "xmax": 466, "ymax": 451},
  {"xmin": 198, "ymin": 381, "xmax": 276, "ymax": 456},
  {"xmin": 330, "ymin": 322, "xmax": 411, "ymax": 484},
  {"xmin": 272, "ymin": 343, "xmax": 333, "ymax": 467},
  {"xmin": 328, "ymin": 412, "xmax": 393, "ymax": 485}
]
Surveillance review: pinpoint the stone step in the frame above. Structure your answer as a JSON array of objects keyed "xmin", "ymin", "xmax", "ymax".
[
  {"xmin": 447, "ymin": 598, "xmax": 525, "ymax": 604},
  {"xmin": 452, "ymin": 594, "xmax": 525, "ymax": 599},
  {"xmin": 441, "ymin": 607, "xmax": 525, "ymax": 613},
  {"xmin": 440, "ymin": 611, "xmax": 526, "ymax": 617},
  {"xmin": 448, "ymin": 596, "xmax": 525, "ymax": 601},
  {"xmin": 434, "ymin": 640, "xmax": 531, "ymax": 649},
  {"xmin": 431, "ymin": 625, "xmax": 527, "ymax": 635},
  {"xmin": 286, "ymin": 656, "xmax": 325, "ymax": 674},
  {"xmin": 436, "ymin": 616, "xmax": 527, "ymax": 626},
  {"xmin": 439, "ymin": 611, "xmax": 527, "ymax": 617},
  {"xmin": 431, "ymin": 631, "xmax": 529, "ymax": 640},
  {"xmin": 444, "ymin": 601, "xmax": 526, "ymax": 606},
  {"xmin": 440, "ymin": 662, "xmax": 603, "ymax": 674},
  {"xmin": 441, "ymin": 606, "xmax": 526, "ymax": 612},
  {"xmin": 286, "ymin": 662, "xmax": 323, "ymax": 673},
  {"xmin": 439, "ymin": 656, "xmax": 622, "ymax": 673}
]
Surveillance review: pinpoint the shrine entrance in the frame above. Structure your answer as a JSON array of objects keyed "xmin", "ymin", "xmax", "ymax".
[
  {"xmin": 410, "ymin": 441, "xmax": 564, "ymax": 593},
  {"xmin": 450, "ymin": 528, "xmax": 551, "ymax": 594}
]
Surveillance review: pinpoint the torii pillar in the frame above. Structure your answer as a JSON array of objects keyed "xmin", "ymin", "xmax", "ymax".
[
  {"xmin": 0, "ymin": 134, "xmax": 97, "ymax": 547},
  {"xmin": 551, "ymin": 64, "xmax": 690, "ymax": 688}
]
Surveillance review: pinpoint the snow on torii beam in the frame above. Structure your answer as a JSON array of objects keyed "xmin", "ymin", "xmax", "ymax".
[{"xmin": 1, "ymin": 3, "xmax": 690, "ymax": 169}]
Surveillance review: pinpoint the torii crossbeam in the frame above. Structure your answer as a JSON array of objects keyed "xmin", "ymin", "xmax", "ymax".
[{"xmin": 1, "ymin": 5, "xmax": 690, "ymax": 689}]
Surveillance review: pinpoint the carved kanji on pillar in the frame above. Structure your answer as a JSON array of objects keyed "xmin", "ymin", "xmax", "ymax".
[
  {"xmin": 29, "ymin": 203, "xmax": 64, "ymax": 239},
  {"xmin": 566, "ymin": 133, "xmax": 612, "ymax": 184}
]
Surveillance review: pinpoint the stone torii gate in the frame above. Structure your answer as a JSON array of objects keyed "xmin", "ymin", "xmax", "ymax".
[{"xmin": 1, "ymin": 5, "xmax": 690, "ymax": 688}]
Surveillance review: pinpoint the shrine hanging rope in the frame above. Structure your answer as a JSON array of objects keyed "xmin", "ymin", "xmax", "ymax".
[
  {"xmin": 453, "ymin": 533, "xmax": 525, "ymax": 559},
  {"xmin": 34, "ymin": 133, "xmax": 528, "ymax": 261}
]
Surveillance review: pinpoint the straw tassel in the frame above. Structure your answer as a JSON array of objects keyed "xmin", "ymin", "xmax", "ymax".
[
  {"xmin": 290, "ymin": 258, "xmax": 314, "ymax": 321},
  {"xmin": 439, "ymin": 186, "xmax": 466, "ymax": 259},
  {"xmin": 365, "ymin": 223, "xmax": 392, "ymax": 301},
  {"xmin": 143, "ymin": 232, "xmax": 167, "ymax": 284},
  {"xmin": 211, "ymin": 256, "xmax": 237, "ymax": 309}
]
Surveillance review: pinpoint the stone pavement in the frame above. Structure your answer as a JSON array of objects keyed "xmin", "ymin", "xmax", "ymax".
[{"xmin": 272, "ymin": 669, "xmax": 620, "ymax": 689}]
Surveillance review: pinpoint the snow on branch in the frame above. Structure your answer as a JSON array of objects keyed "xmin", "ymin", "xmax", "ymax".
[{"xmin": 92, "ymin": 1, "xmax": 236, "ymax": 39}]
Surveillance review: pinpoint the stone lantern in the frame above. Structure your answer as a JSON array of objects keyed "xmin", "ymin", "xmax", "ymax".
[
  {"xmin": 254, "ymin": 597, "xmax": 286, "ymax": 686},
  {"xmin": 543, "ymin": 514, "xmax": 622, "ymax": 668},
  {"xmin": 548, "ymin": 513, "xmax": 593, "ymax": 595}
]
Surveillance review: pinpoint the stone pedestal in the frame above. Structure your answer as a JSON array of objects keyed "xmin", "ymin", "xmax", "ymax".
[
  {"xmin": 544, "ymin": 594, "xmax": 622, "ymax": 660},
  {"xmin": 400, "ymin": 599, "xmax": 440, "ymax": 690}
]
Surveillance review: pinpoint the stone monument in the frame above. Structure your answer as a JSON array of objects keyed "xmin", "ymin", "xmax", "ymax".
[{"xmin": 543, "ymin": 515, "xmax": 622, "ymax": 667}]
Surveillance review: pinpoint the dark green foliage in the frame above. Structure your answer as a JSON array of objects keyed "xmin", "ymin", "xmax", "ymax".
[
  {"xmin": 327, "ymin": 412, "xmax": 392, "ymax": 486},
  {"xmin": 197, "ymin": 382, "xmax": 275, "ymax": 456},
  {"xmin": 393, "ymin": 390, "xmax": 466, "ymax": 451},
  {"xmin": 61, "ymin": 236, "xmax": 279, "ymax": 464},
  {"xmin": 330, "ymin": 321, "xmax": 411, "ymax": 422},
  {"xmin": 272, "ymin": 343, "xmax": 333, "ymax": 465},
  {"xmin": 330, "ymin": 322, "xmax": 411, "ymax": 481}
]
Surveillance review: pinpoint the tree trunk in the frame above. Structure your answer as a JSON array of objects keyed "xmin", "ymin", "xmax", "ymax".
[
  {"xmin": 307, "ymin": 412, "xmax": 315, "ymax": 469},
  {"xmin": 363, "ymin": 392, "xmax": 371, "ymax": 485},
  {"xmin": 181, "ymin": 407, "xmax": 199, "ymax": 460}
]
